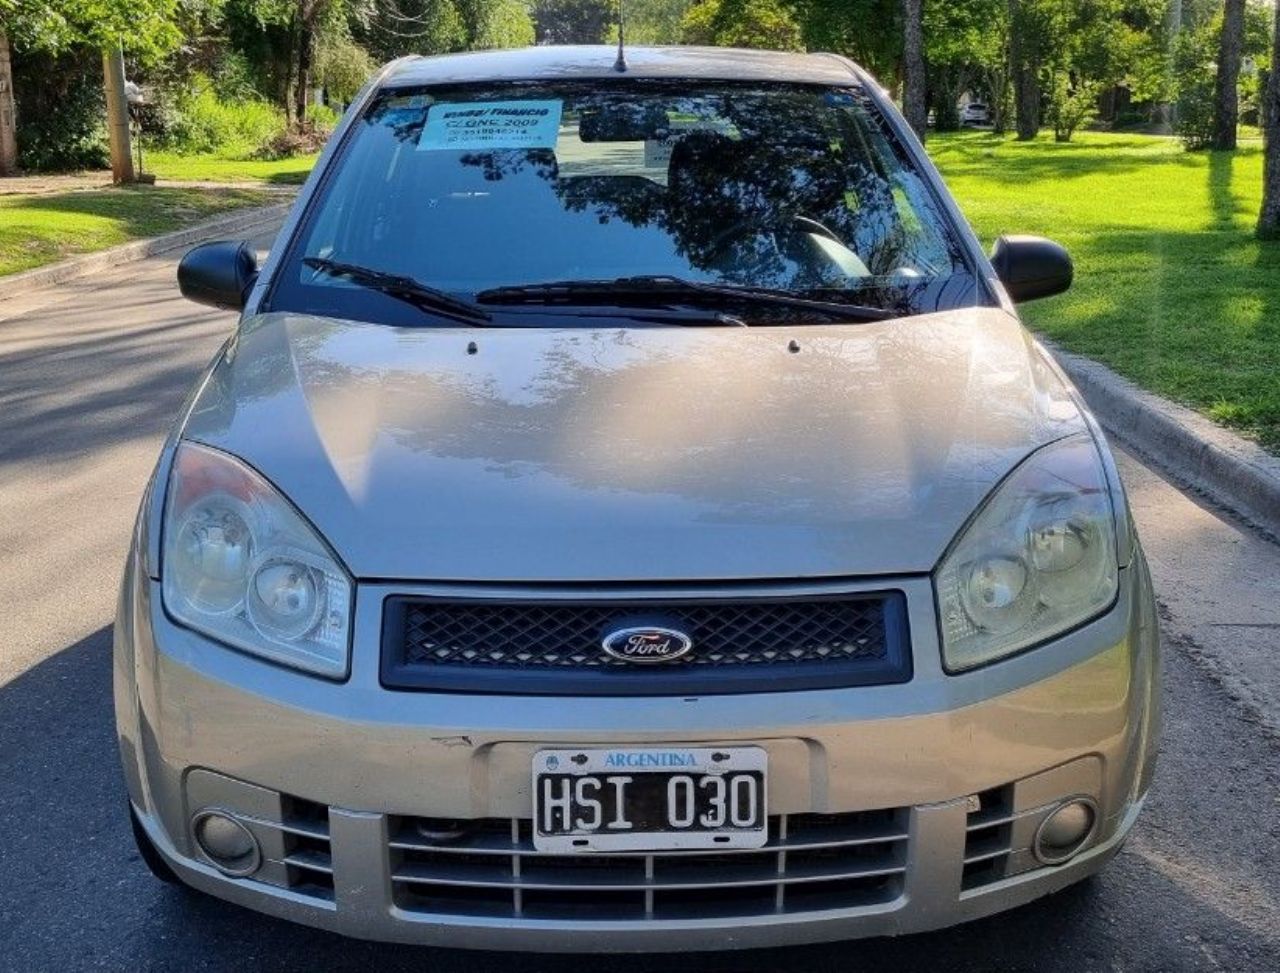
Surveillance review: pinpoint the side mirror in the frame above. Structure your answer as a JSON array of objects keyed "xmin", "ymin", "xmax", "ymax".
[
  {"xmin": 990, "ymin": 235, "xmax": 1073, "ymax": 303},
  {"xmin": 177, "ymin": 240, "xmax": 259, "ymax": 311}
]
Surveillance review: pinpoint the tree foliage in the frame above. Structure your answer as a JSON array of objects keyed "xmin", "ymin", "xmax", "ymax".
[
  {"xmin": 796, "ymin": 0, "xmax": 899, "ymax": 82},
  {"xmin": 681, "ymin": 0, "xmax": 803, "ymax": 50},
  {"xmin": 1, "ymin": 0, "xmax": 181, "ymax": 60},
  {"xmin": 314, "ymin": 24, "xmax": 375, "ymax": 102},
  {"xmin": 465, "ymin": 0, "xmax": 536, "ymax": 49},
  {"xmin": 923, "ymin": 0, "xmax": 1004, "ymax": 130},
  {"xmin": 617, "ymin": 0, "xmax": 695, "ymax": 44},
  {"xmin": 532, "ymin": 0, "xmax": 613, "ymax": 44}
]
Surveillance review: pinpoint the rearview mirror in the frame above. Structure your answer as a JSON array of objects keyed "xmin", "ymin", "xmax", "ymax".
[
  {"xmin": 989, "ymin": 235, "xmax": 1073, "ymax": 303},
  {"xmin": 177, "ymin": 240, "xmax": 259, "ymax": 311}
]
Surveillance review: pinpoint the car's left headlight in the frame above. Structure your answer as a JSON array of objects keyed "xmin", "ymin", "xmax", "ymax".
[
  {"xmin": 161, "ymin": 441, "xmax": 352, "ymax": 678},
  {"xmin": 935, "ymin": 433, "xmax": 1119, "ymax": 672}
]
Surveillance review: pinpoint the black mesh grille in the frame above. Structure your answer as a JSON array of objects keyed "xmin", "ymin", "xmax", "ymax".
[{"xmin": 381, "ymin": 592, "xmax": 911, "ymax": 695}]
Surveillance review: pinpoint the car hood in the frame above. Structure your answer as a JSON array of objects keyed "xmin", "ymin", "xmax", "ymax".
[{"xmin": 183, "ymin": 308, "xmax": 1085, "ymax": 582}]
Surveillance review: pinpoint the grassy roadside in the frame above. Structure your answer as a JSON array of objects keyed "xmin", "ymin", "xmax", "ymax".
[
  {"xmin": 0, "ymin": 185, "xmax": 278, "ymax": 277},
  {"xmin": 145, "ymin": 150, "xmax": 319, "ymax": 185},
  {"xmin": 930, "ymin": 130, "xmax": 1280, "ymax": 452}
]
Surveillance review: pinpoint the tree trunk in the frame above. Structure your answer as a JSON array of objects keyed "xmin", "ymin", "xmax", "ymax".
[
  {"xmin": 1154, "ymin": 0, "xmax": 1183, "ymax": 132},
  {"xmin": 990, "ymin": 68, "xmax": 1010, "ymax": 134},
  {"xmin": 102, "ymin": 45, "xmax": 135, "ymax": 184},
  {"xmin": 932, "ymin": 67, "xmax": 968, "ymax": 132},
  {"xmin": 1214, "ymin": 0, "xmax": 1246, "ymax": 150},
  {"xmin": 1014, "ymin": 65, "xmax": 1040, "ymax": 140},
  {"xmin": 989, "ymin": 24, "xmax": 1013, "ymax": 136},
  {"xmin": 1259, "ymin": 16, "xmax": 1280, "ymax": 238},
  {"xmin": 295, "ymin": 21, "xmax": 314, "ymax": 123},
  {"xmin": 901, "ymin": 0, "xmax": 927, "ymax": 140},
  {"xmin": 0, "ymin": 30, "xmax": 17, "ymax": 175},
  {"xmin": 1009, "ymin": 0, "xmax": 1040, "ymax": 140}
]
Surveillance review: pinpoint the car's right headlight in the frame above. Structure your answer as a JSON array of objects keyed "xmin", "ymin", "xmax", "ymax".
[
  {"xmin": 935, "ymin": 433, "xmax": 1119, "ymax": 672},
  {"xmin": 161, "ymin": 441, "xmax": 352, "ymax": 678}
]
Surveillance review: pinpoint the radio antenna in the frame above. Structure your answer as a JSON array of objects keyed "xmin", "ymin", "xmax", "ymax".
[{"xmin": 613, "ymin": 0, "xmax": 628, "ymax": 72}]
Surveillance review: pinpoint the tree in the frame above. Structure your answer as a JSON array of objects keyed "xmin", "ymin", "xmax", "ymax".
[
  {"xmin": 0, "ymin": 29, "xmax": 16, "ymax": 173},
  {"xmin": 796, "ymin": 0, "xmax": 901, "ymax": 85},
  {"xmin": 901, "ymin": 0, "xmax": 926, "ymax": 138},
  {"xmin": 617, "ymin": 0, "xmax": 696, "ymax": 43},
  {"xmin": 1009, "ymin": 0, "xmax": 1045, "ymax": 139},
  {"xmin": 314, "ymin": 25, "xmax": 375, "ymax": 103},
  {"xmin": 457, "ymin": 0, "xmax": 535, "ymax": 49},
  {"xmin": 1045, "ymin": 72, "xmax": 1101, "ymax": 140},
  {"xmin": 354, "ymin": 0, "xmax": 467, "ymax": 63},
  {"xmin": 294, "ymin": 0, "xmax": 330, "ymax": 120},
  {"xmin": 1260, "ymin": 3, "xmax": 1279, "ymax": 238},
  {"xmin": 923, "ymin": 0, "xmax": 1006, "ymax": 132},
  {"xmin": 1213, "ymin": 0, "xmax": 1246, "ymax": 148},
  {"xmin": 0, "ymin": 0, "xmax": 180, "ymax": 173},
  {"xmin": 533, "ymin": 0, "xmax": 613, "ymax": 44},
  {"xmin": 681, "ymin": 0, "xmax": 803, "ymax": 50},
  {"xmin": 1174, "ymin": 18, "xmax": 1219, "ymax": 146},
  {"xmin": 1, "ymin": 0, "xmax": 179, "ymax": 56}
]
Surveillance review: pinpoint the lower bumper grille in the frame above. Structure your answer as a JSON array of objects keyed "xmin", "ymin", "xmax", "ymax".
[
  {"xmin": 388, "ymin": 810, "xmax": 909, "ymax": 920},
  {"xmin": 274, "ymin": 797, "xmax": 336, "ymax": 900},
  {"xmin": 963, "ymin": 786, "xmax": 1015, "ymax": 891}
]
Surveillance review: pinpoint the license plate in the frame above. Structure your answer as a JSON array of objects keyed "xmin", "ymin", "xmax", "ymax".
[{"xmin": 531, "ymin": 746, "xmax": 767, "ymax": 852}]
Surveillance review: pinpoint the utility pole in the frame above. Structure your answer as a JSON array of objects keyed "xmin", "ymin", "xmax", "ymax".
[
  {"xmin": 0, "ymin": 29, "xmax": 18, "ymax": 176},
  {"xmin": 103, "ymin": 42, "xmax": 135, "ymax": 184}
]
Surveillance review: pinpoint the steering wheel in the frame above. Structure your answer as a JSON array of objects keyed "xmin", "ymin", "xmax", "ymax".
[{"xmin": 702, "ymin": 213, "xmax": 851, "ymax": 266}]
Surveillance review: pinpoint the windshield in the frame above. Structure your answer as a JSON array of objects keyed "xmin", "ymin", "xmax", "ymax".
[{"xmin": 268, "ymin": 80, "xmax": 990, "ymax": 326}]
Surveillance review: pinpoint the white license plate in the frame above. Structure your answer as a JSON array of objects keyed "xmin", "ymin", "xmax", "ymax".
[{"xmin": 531, "ymin": 746, "xmax": 768, "ymax": 852}]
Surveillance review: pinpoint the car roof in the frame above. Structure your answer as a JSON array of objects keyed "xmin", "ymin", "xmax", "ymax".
[{"xmin": 380, "ymin": 45, "xmax": 863, "ymax": 89}]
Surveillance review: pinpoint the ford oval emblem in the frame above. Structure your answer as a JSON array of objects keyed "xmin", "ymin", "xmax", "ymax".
[{"xmin": 602, "ymin": 626, "xmax": 694, "ymax": 664}]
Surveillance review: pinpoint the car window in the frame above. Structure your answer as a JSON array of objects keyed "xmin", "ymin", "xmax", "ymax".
[{"xmin": 269, "ymin": 81, "xmax": 989, "ymax": 326}]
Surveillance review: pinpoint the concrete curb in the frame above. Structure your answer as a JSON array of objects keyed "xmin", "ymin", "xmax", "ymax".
[
  {"xmin": 0, "ymin": 201, "xmax": 292, "ymax": 303},
  {"xmin": 1049, "ymin": 341, "xmax": 1280, "ymax": 539}
]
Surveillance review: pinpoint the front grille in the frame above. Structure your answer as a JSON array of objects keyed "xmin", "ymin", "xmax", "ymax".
[
  {"xmin": 387, "ymin": 810, "xmax": 909, "ymax": 920},
  {"xmin": 381, "ymin": 591, "xmax": 911, "ymax": 695}
]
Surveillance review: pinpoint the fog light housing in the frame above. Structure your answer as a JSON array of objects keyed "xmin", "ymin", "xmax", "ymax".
[
  {"xmin": 1033, "ymin": 797, "xmax": 1098, "ymax": 865},
  {"xmin": 192, "ymin": 809, "xmax": 261, "ymax": 876}
]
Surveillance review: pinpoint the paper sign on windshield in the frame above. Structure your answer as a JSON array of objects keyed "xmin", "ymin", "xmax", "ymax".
[
  {"xmin": 419, "ymin": 100, "xmax": 563, "ymax": 152},
  {"xmin": 644, "ymin": 117, "xmax": 738, "ymax": 168}
]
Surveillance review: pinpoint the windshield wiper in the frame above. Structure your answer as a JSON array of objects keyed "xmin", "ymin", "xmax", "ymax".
[
  {"xmin": 475, "ymin": 275, "xmax": 894, "ymax": 322},
  {"xmin": 498, "ymin": 304, "xmax": 747, "ymax": 327},
  {"xmin": 303, "ymin": 257, "xmax": 491, "ymax": 325}
]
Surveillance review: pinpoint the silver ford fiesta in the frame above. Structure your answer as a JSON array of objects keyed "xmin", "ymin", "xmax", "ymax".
[{"xmin": 115, "ymin": 45, "xmax": 1160, "ymax": 952}]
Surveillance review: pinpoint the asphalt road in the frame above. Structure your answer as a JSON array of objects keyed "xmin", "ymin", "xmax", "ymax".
[{"xmin": 2, "ymin": 230, "xmax": 1279, "ymax": 971}]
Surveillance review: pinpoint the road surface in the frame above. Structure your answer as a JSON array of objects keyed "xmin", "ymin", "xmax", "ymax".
[{"xmin": 2, "ymin": 228, "xmax": 1278, "ymax": 971}]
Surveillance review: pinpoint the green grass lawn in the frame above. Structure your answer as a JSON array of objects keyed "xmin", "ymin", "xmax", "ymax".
[
  {"xmin": 929, "ymin": 130, "xmax": 1280, "ymax": 451},
  {"xmin": 144, "ymin": 150, "xmax": 319, "ymax": 185},
  {"xmin": 0, "ymin": 185, "xmax": 277, "ymax": 277}
]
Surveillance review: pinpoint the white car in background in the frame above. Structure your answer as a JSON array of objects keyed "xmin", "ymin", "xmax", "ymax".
[{"xmin": 961, "ymin": 102, "xmax": 991, "ymax": 126}]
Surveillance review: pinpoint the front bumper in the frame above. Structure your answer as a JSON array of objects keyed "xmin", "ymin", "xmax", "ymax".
[{"xmin": 115, "ymin": 558, "xmax": 1160, "ymax": 951}]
